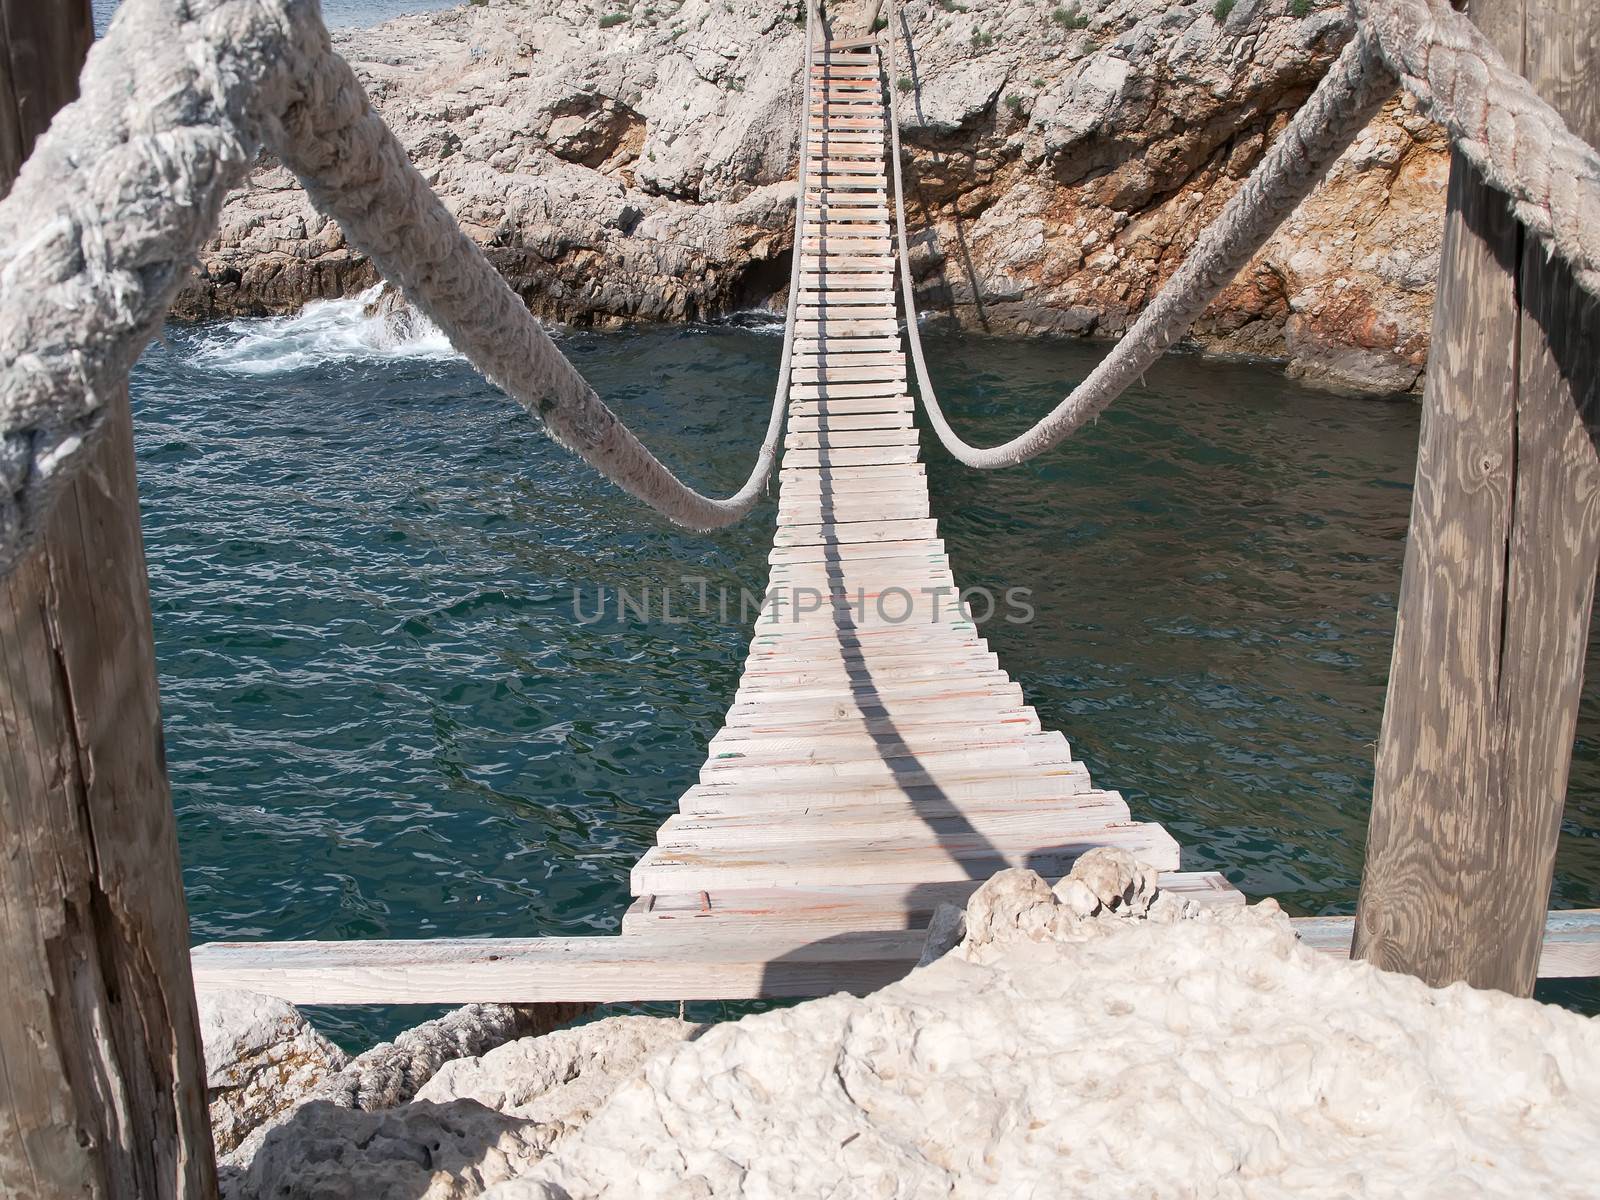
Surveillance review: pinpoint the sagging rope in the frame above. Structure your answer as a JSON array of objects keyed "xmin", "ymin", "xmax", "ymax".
[
  {"xmin": 886, "ymin": 0, "xmax": 1395, "ymax": 467},
  {"xmin": 0, "ymin": 0, "xmax": 820, "ymax": 574},
  {"xmin": 887, "ymin": 0, "xmax": 1600, "ymax": 469}
]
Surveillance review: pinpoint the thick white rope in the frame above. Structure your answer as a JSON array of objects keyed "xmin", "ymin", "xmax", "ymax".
[
  {"xmin": 0, "ymin": 0, "xmax": 819, "ymax": 573},
  {"xmin": 888, "ymin": 0, "xmax": 1600, "ymax": 469},
  {"xmin": 886, "ymin": 1, "xmax": 1397, "ymax": 467},
  {"xmin": 1356, "ymin": 0, "xmax": 1600, "ymax": 299}
]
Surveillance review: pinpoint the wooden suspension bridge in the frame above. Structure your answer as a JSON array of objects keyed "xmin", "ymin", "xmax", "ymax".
[
  {"xmin": 183, "ymin": 29, "xmax": 1599, "ymax": 1003},
  {"xmin": 187, "ymin": 33, "xmax": 1248, "ymax": 1002},
  {"xmin": 2, "ymin": 1, "xmax": 1599, "ymax": 1194}
]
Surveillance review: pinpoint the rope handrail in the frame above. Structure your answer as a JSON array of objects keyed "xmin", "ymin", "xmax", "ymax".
[
  {"xmin": 884, "ymin": 0, "xmax": 1600, "ymax": 469},
  {"xmin": 0, "ymin": 0, "xmax": 821, "ymax": 573},
  {"xmin": 884, "ymin": 0, "xmax": 1395, "ymax": 468}
]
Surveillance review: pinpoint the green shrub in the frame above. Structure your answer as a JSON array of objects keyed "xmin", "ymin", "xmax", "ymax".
[
  {"xmin": 598, "ymin": 11, "xmax": 628, "ymax": 28},
  {"xmin": 970, "ymin": 27, "xmax": 994, "ymax": 49},
  {"xmin": 1051, "ymin": 5, "xmax": 1090, "ymax": 30},
  {"xmin": 1213, "ymin": 0, "xmax": 1236, "ymax": 19},
  {"xmin": 1004, "ymin": 93, "xmax": 1026, "ymax": 118},
  {"xmin": 897, "ymin": 75, "xmax": 913, "ymax": 94},
  {"xmin": 1288, "ymin": 0, "xmax": 1313, "ymax": 14}
]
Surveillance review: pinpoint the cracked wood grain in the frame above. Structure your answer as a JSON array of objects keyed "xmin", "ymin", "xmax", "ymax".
[
  {"xmin": 1354, "ymin": 0, "xmax": 1600, "ymax": 996},
  {"xmin": 0, "ymin": 3, "xmax": 217, "ymax": 1195}
]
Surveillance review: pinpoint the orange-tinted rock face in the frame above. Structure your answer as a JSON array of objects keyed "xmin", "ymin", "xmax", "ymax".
[{"xmin": 178, "ymin": 0, "xmax": 1447, "ymax": 395}]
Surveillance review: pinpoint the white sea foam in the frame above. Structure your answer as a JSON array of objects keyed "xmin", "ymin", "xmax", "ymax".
[
  {"xmin": 188, "ymin": 285, "xmax": 460, "ymax": 375},
  {"xmin": 717, "ymin": 308, "xmax": 787, "ymax": 335}
]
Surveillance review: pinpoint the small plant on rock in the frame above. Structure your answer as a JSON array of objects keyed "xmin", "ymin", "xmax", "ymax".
[
  {"xmin": 1004, "ymin": 93, "xmax": 1027, "ymax": 119},
  {"xmin": 598, "ymin": 11, "xmax": 628, "ymax": 29},
  {"xmin": 1051, "ymin": 5, "xmax": 1090, "ymax": 30},
  {"xmin": 1213, "ymin": 0, "xmax": 1236, "ymax": 20},
  {"xmin": 1288, "ymin": 0, "xmax": 1313, "ymax": 15},
  {"xmin": 897, "ymin": 75, "xmax": 913, "ymax": 94}
]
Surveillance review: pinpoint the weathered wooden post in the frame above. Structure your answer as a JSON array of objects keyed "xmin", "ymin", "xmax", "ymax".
[
  {"xmin": 0, "ymin": 3, "xmax": 220, "ymax": 1196},
  {"xmin": 1354, "ymin": 0, "xmax": 1599, "ymax": 995}
]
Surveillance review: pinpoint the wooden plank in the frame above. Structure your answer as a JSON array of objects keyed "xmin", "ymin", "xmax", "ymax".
[
  {"xmin": 717, "ymin": 706, "xmax": 1029, "ymax": 743},
  {"xmin": 726, "ymin": 654, "xmax": 1001, "ymax": 693},
  {"xmin": 746, "ymin": 619, "xmax": 974, "ymax": 649},
  {"xmin": 807, "ymin": 159, "xmax": 885, "ymax": 173},
  {"xmin": 679, "ymin": 771, "xmax": 1096, "ymax": 821},
  {"xmin": 790, "ymin": 351, "xmax": 904, "ymax": 367},
  {"xmin": 797, "ymin": 269, "xmax": 895, "ymax": 284},
  {"xmin": 186, "ymin": 906, "xmax": 1600, "ymax": 1006},
  {"xmin": 788, "ymin": 395, "xmax": 913, "ymax": 414},
  {"xmin": 1354, "ymin": 0, "xmax": 1600, "ymax": 997},
  {"xmin": 1308, "ymin": 911, "xmax": 1600, "ymax": 978},
  {"xmin": 732, "ymin": 678, "xmax": 1017, "ymax": 713},
  {"xmin": 792, "ymin": 335, "xmax": 902, "ymax": 350},
  {"xmin": 699, "ymin": 728, "xmax": 1041, "ymax": 775},
  {"xmin": 771, "ymin": 513, "xmax": 935, "ymax": 539},
  {"xmin": 623, "ymin": 873, "xmax": 1244, "ymax": 936},
  {"xmin": 796, "ymin": 289, "xmax": 896, "ymax": 304},
  {"xmin": 790, "ymin": 363, "xmax": 904, "ymax": 383},
  {"xmin": 796, "ymin": 299, "xmax": 897, "ymax": 315},
  {"xmin": 789, "ymin": 380, "xmax": 906, "ymax": 397},
  {"xmin": 788, "ymin": 412, "xmax": 913, "ymax": 432},
  {"xmin": 657, "ymin": 794, "xmax": 1135, "ymax": 852},
  {"xmin": 631, "ymin": 823, "xmax": 1181, "ymax": 893},
  {"xmin": 0, "ymin": 6, "xmax": 220, "ymax": 1199},
  {"xmin": 790, "ymin": 319, "xmax": 901, "ymax": 336},
  {"xmin": 190, "ymin": 932, "xmax": 928, "ymax": 1004},
  {"xmin": 774, "ymin": 496, "xmax": 928, "ymax": 518},
  {"xmin": 777, "ymin": 462, "xmax": 924, "ymax": 481},
  {"xmin": 767, "ymin": 529, "xmax": 937, "ymax": 559}
]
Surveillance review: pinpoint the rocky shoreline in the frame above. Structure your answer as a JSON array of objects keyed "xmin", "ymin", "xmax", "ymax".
[
  {"xmin": 176, "ymin": 0, "xmax": 1448, "ymax": 395},
  {"xmin": 202, "ymin": 850, "xmax": 1600, "ymax": 1198}
]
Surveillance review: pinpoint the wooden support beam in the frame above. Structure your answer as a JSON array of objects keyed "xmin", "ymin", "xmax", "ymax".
[
  {"xmin": 0, "ymin": 4, "xmax": 219, "ymax": 1197},
  {"xmin": 187, "ymin": 907, "xmax": 1600, "ymax": 1006},
  {"xmin": 1354, "ymin": 0, "xmax": 1600, "ymax": 995}
]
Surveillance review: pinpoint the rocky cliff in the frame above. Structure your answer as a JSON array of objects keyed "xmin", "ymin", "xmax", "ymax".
[{"xmin": 176, "ymin": 0, "xmax": 1449, "ymax": 394}]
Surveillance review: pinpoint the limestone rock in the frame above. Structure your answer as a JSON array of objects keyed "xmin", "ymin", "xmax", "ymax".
[
  {"xmin": 513, "ymin": 895, "xmax": 1600, "ymax": 1198},
  {"xmin": 916, "ymin": 900, "xmax": 968, "ymax": 966},
  {"xmin": 198, "ymin": 989, "xmax": 350, "ymax": 1157},
  {"xmin": 1057, "ymin": 845, "xmax": 1160, "ymax": 916},
  {"xmin": 180, "ymin": 0, "xmax": 1449, "ymax": 394},
  {"xmin": 233, "ymin": 1016, "xmax": 698, "ymax": 1200}
]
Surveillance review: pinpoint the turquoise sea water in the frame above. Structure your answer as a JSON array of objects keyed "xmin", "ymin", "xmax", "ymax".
[{"xmin": 128, "ymin": 299, "xmax": 1600, "ymax": 1045}]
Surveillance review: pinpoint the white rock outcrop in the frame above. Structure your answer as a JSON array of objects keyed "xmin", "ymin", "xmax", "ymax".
[
  {"xmin": 232, "ymin": 1016, "xmax": 700, "ymax": 1200},
  {"xmin": 215, "ymin": 853, "xmax": 1600, "ymax": 1198},
  {"xmin": 199, "ymin": 989, "xmax": 351, "ymax": 1156},
  {"xmin": 497, "ymin": 866, "xmax": 1600, "ymax": 1198}
]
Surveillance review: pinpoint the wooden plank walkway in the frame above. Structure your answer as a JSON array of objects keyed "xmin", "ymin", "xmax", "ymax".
[
  {"xmin": 186, "ymin": 36, "xmax": 1595, "ymax": 1002},
  {"xmin": 615, "ymin": 38, "xmax": 1225, "ymax": 974}
]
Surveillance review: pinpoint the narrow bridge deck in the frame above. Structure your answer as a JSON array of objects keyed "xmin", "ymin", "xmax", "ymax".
[{"xmin": 618, "ymin": 39, "xmax": 1230, "ymax": 973}]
